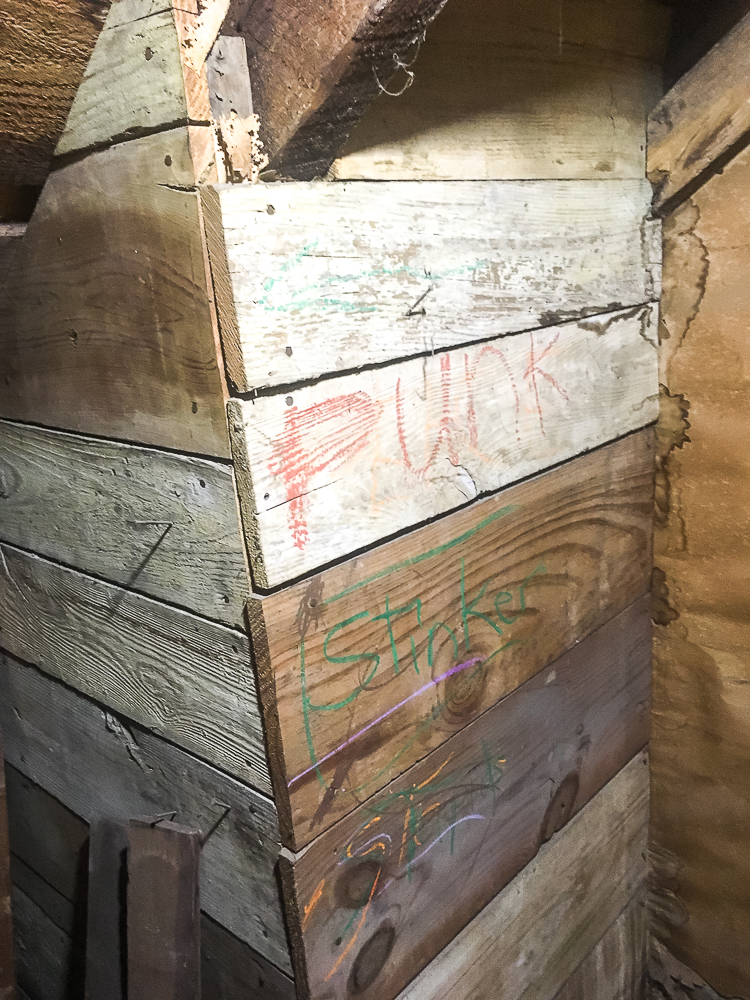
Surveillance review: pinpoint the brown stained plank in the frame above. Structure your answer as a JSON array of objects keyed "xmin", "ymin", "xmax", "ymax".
[
  {"xmin": 250, "ymin": 430, "xmax": 654, "ymax": 848},
  {"xmin": 0, "ymin": 733, "xmax": 15, "ymax": 999},
  {"xmin": 127, "ymin": 820, "xmax": 201, "ymax": 1000},
  {"xmin": 394, "ymin": 752, "xmax": 649, "ymax": 1000},
  {"xmin": 0, "ymin": 0, "xmax": 111, "ymax": 186},
  {"xmin": 281, "ymin": 599, "xmax": 650, "ymax": 1000},
  {"xmin": 648, "ymin": 12, "xmax": 750, "ymax": 214},
  {"xmin": 0, "ymin": 129, "xmax": 231, "ymax": 458},
  {"xmin": 222, "ymin": 0, "xmax": 450, "ymax": 179},
  {"xmin": 651, "ymin": 142, "xmax": 750, "ymax": 998},
  {"xmin": 0, "ymin": 650, "xmax": 289, "ymax": 970},
  {"xmin": 554, "ymin": 894, "xmax": 647, "ymax": 1000},
  {"xmin": 6, "ymin": 768, "xmax": 295, "ymax": 1000},
  {"xmin": 85, "ymin": 819, "xmax": 127, "ymax": 1000},
  {"xmin": 0, "ymin": 420, "xmax": 250, "ymax": 629}
]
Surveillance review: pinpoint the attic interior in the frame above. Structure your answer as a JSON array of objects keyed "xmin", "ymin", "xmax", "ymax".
[{"xmin": 0, "ymin": 1, "xmax": 749, "ymax": 998}]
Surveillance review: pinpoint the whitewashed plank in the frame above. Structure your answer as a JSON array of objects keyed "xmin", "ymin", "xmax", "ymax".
[
  {"xmin": 0, "ymin": 542, "xmax": 270, "ymax": 793},
  {"xmin": 395, "ymin": 752, "xmax": 649, "ymax": 1000},
  {"xmin": 0, "ymin": 649, "xmax": 290, "ymax": 971},
  {"xmin": 217, "ymin": 179, "xmax": 659, "ymax": 390},
  {"xmin": 229, "ymin": 305, "xmax": 658, "ymax": 586},
  {"xmin": 0, "ymin": 420, "xmax": 249, "ymax": 628}
]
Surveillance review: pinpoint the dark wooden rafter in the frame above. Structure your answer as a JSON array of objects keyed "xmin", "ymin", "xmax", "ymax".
[{"xmin": 222, "ymin": 0, "xmax": 451, "ymax": 179}]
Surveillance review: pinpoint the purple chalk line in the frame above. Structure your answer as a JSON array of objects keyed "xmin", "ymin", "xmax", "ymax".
[{"xmin": 288, "ymin": 655, "xmax": 484, "ymax": 788}]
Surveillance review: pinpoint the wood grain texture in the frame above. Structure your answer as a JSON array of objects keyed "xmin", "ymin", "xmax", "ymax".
[
  {"xmin": 651, "ymin": 142, "xmax": 750, "ymax": 998},
  {"xmin": 230, "ymin": 305, "xmax": 658, "ymax": 586},
  {"xmin": 0, "ymin": 650, "xmax": 289, "ymax": 971},
  {"xmin": 5, "ymin": 768, "xmax": 295, "ymax": 1000},
  {"xmin": 221, "ymin": 0, "xmax": 449, "ymax": 179},
  {"xmin": 394, "ymin": 751, "xmax": 649, "ymax": 1000},
  {"xmin": 217, "ymin": 179, "xmax": 659, "ymax": 391},
  {"xmin": 0, "ymin": 542, "xmax": 269, "ymax": 792},
  {"xmin": 251, "ymin": 430, "xmax": 654, "ymax": 847},
  {"xmin": 554, "ymin": 895, "xmax": 647, "ymax": 1000},
  {"xmin": 86, "ymin": 819, "xmax": 127, "ymax": 1000},
  {"xmin": 281, "ymin": 600, "xmax": 650, "ymax": 1000},
  {"xmin": 0, "ymin": 0, "xmax": 111, "ymax": 186},
  {"xmin": 0, "ymin": 129, "xmax": 231, "ymax": 458},
  {"xmin": 332, "ymin": 0, "xmax": 667, "ymax": 181},
  {"xmin": 0, "ymin": 420, "xmax": 249, "ymax": 628},
  {"xmin": 0, "ymin": 734, "xmax": 14, "ymax": 999},
  {"xmin": 127, "ymin": 821, "xmax": 201, "ymax": 1000},
  {"xmin": 648, "ymin": 12, "xmax": 750, "ymax": 213},
  {"xmin": 11, "ymin": 887, "xmax": 70, "ymax": 1000}
]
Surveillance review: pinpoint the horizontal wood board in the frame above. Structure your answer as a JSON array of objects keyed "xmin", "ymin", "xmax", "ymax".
[
  {"xmin": 4, "ymin": 766, "xmax": 296, "ymax": 1000},
  {"xmin": 281, "ymin": 599, "xmax": 650, "ymax": 1000},
  {"xmin": 0, "ymin": 650, "xmax": 289, "ymax": 970},
  {"xmin": 394, "ymin": 751, "xmax": 649, "ymax": 1000},
  {"xmin": 251, "ymin": 429, "xmax": 654, "ymax": 847},
  {"xmin": 648, "ymin": 12, "xmax": 750, "ymax": 212},
  {"xmin": 0, "ymin": 420, "xmax": 249, "ymax": 628},
  {"xmin": 0, "ymin": 542, "xmax": 270, "ymax": 792},
  {"xmin": 230, "ymin": 305, "xmax": 658, "ymax": 586},
  {"xmin": 332, "ymin": 0, "xmax": 667, "ymax": 181},
  {"xmin": 554, "ymin": 894, "xmax": 647, "ymax": 1000},
  {"xmin": 216, "ymin": 179, "xmax": 659, "ymax": 389},
  {"xmin": 0, "ymin": 129, "xmax": 230, "ymax": 458}
]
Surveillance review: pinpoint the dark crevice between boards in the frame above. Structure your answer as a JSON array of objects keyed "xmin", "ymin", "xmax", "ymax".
[
  {"xmin": 246, "ymin": 422, "xmax": 657, "ymax": 599},
  {"xmin": 49, "ymin": 120, "xmax": 212, "ymax": 175},
  {"xmin": 651, "ymin": 124, "xmax": 750, "ymax": 217}
]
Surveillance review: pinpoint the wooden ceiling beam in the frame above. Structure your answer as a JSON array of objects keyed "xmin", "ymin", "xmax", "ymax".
[{"xmin": 223, "ymin": 0, "xmax": 451, "ymax": 179}]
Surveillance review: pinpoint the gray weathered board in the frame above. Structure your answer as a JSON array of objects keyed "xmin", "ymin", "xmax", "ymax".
[
  {"xmin": 0, "ymin": 649, "xmax": 290, "ymax": 971},
  {"xmin": 214, "ymin": 179, "xmax": 660, "ymax": 390},
  {"xmin": 0, "ymin": 542, "xmax": 269, "ymax": 792},
  {"xmin": 229, "ymin": 305, "xmax": 658, "ymax": 586},
  {"xmin": 0, "ymin": 420, "xmax": 249, "ymax": 628},
  {"xmin": 395, "ymin": 751, "xmax": 649, "ymax": 1000}
]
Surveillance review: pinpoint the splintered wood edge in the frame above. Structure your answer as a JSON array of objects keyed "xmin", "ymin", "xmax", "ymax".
[
  {"xmin": 246, "ymin": 599, "xmax": 295, "ymax": 847},
  {"xmin": 648, "ymin": 11, "xmax": 750, "ymax": 214},
  {"xmin": 200, "ymin": 187, "xmax": 248, "ymax": 392},
  {"xmin": 227, "ymin": 400, "xmax": 268, "ymax": 589}
]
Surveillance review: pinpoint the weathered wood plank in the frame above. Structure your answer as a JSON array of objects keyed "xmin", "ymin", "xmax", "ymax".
[
  {"xmin": 280, "ymin": 601, "xmax": 650, "ymax": 1000},
  {"xmin": 86, "ymin": 819, "xmax": 127, "ymax": 1000},
  {"xmin": 0, "ymin": 129, "xmax": 231, "ymax": 458},
  {"xmin": 394, "ymin": 751, "xmax": 648, "ymax": 1000},
  {"xmin": 0, "ymin": 542, "xmax": 268, "ymax": 792},
  {"xmin": 0, "ymin": 650, "xmax": 290, "ymax": 971},
  {"xmin": 648, "ymin": 12, "xmax": 750, "ymax": 213},
  {"xmin": 0, "ymin": 420, "xmax": 249, "ymax": 628},
  {"xmin": 332, "ymin": 0, "xmax": 667, "ymax": 181},
  {"xmin": 651, "ymin": 142, "xmax": 750, "ymax": 999},
  {"xmin": 230, "ymin": 306, "xmax": 658, "ymax": 586},
  {"xmin": 0, "ymin": 733, "xmax": 14, "ymax": 999},
  {"xmin": 0, "ymin": 0, "xmax": 111, "ymax": 186},
  {"xmin": 5, "ymin": 768, "xmax": 296, "ymax": 1000},
  {"xmin": 216, "ymin": 179, "xmax": 659, "ymax": 391},
  {"xmin": 554, "ymin": 894, "xmax": 647, "ymax": 1000},
  {"xmin": 252, "ymin": 430, "xmax": 653, "ymax": 846},
  {"xmin": 221, "ymin": 0, "xmax": 449, "ymax": 179},
  {"xmin": 11, "ymin": 887, "xmax": 71, "ymax": 1000},
  {"xmin": 127, "ymin": 820, "xmax": 201, "ymax": 1000}
]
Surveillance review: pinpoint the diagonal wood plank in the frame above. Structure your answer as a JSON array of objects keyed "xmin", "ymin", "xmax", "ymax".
[
  {"xmin": 280, "ymin": 601, "xmax": 650, "ymax": 1000},
  {"xmin": 213, "ymin": 179, "xmax": 659, "ymax": 391},
  {"xmin": 250, "ymin": 430, "xmax": 654, "ymax": 847},
  {"xmin": 230, "ymin": 306, "xmax": 658, "ymax": 587}
]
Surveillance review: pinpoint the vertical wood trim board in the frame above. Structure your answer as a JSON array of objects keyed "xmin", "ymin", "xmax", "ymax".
[
  {"xmin": 0, "ymin": 420, "xmax": 250, "ymax": 628},
  {"xmin": 251, "ymin": 430, "xmax": 654, "ymax": 847},
  {"xmin": 394, "ymin": 751, "xmax": 649, "ymax": 1000},
  {"xmin": 215, "ymin": 179, "xmax": 659, "ymax": 390},
  {"xmin": 230, "ymin": 305, "xmax": 658, "ymax": 587},
  {"xmin": 0, "ymin": 732, "xmax": 14, "ymax": 999},
  {"xmin": 0, "ymin": 542, "xmax": 270, "ymax": 793},
  {"xmin": 280, "ymin": 600, "xmax": 650, "ymax": 1000},
  {"xmin": 0, "ymin": 650, "xmax": 290, "ymax": 971},
  {"xmin": 0, "ymin": 129, "xmax": 231, "ymax": 458}
]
